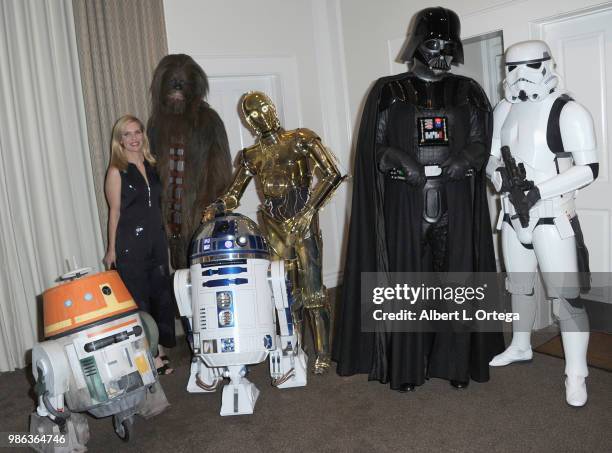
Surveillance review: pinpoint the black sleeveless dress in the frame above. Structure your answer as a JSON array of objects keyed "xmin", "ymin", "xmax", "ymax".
[{"xmin": 115, "ymin": 161, "xmax": 176, "ymax": 348}]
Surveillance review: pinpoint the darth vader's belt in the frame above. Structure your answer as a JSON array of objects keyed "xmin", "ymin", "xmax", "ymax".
[
  {"xmin": 424, "ymin": 164, "xmax": 474, "ymax": 179},
  {"xmin": 421, "ymin": 165, "xmax": 474, "ymax": 224}
]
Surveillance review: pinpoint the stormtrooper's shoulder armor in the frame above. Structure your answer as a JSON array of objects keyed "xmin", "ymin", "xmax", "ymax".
[
  {"xmin": 493, "ymin": 100, "xmax": 512, "ymax": 123},
  {"xmin": 546, "ymin": 93, "xmax": 573, "ymax": 154},
  {"xmin": 558, "ymin": 99, "xmax": 598, "ymax": 165}
]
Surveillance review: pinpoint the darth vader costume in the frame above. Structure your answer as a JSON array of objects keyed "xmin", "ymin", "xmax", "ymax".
[{"xmin": 333, "ymin": 7, "xmax": 505, "ymax": 390}]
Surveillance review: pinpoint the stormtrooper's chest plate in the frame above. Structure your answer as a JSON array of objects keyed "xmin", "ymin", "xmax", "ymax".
[{"xmin": 500, "ymin": 93, "xmax": 562, "ymax": 183}]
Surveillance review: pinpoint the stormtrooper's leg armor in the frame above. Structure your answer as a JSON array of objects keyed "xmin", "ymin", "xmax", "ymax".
[
  {"xmin": 533, "ymin": 224, "xmax": 589, "ymax": 407},
  {"xmin": 490, "ymin": 221, "xmax": 538, "ymax": 366}
]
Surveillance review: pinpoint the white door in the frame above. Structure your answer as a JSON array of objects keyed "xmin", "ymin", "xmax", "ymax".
[{"xmin": 533, "ymin": 7, "xmax": 612, "ymax": 273}]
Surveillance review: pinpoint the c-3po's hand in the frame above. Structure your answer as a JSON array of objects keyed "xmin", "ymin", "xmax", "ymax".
[
  {"xmin": 284, "ymin": 208, "xmax": 315, "ymax": 246},
  {"xmin": 201, "ymin": 200, "xmax": 226, "ymax": 224}
]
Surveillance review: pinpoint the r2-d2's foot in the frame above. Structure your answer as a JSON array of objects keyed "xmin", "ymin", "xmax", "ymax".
[
  {"xmin": 489, "ymin": 345, "xmax": 533, "ymax": 367},
  {"xmin": 565, "ymin": 375, "xmax": 587, "ymax": 407},
  {"xmin": 220, "ymin": 366, "xmax": 260, "ymax": 416},
  {"xmin": 186, "ymin": 358, "xmax": 222, "ymax": 393},
  {"xmin": 270, "ymin": 345, "xmax": 307, "ymax": 389}
]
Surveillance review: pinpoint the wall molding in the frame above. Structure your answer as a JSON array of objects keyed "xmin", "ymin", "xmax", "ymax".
[{"xmin": 461, "ymin": 0, "xmax": 528, "ymax": 19}]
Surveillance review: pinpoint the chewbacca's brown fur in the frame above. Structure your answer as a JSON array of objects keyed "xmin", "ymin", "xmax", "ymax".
[{"xmin": 148, "ymin": 54, "xmax": 232, "ymax": 268}]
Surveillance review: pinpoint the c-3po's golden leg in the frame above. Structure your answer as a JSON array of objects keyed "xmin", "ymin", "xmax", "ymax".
[
  {"xmin": 261, "ymin": 211, "xmax": 330, "ymax": 374},
  {"xmin": 296, "ymin": 222, "xmax": 331, "ymax": 374}
]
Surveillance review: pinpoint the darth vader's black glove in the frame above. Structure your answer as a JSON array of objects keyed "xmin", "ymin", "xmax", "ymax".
[
  {"xmin": 377, "ymin": 146, "xmax": 426, "ymax": 186},
  {"xmin": 441, "ymin": 154, "xmax": 472, "ymax": 180}
]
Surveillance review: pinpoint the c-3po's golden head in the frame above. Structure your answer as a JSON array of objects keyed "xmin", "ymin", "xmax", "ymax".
[{"xmin": 241, "ymin": 91, "xmax": 281, "ymax": 137}]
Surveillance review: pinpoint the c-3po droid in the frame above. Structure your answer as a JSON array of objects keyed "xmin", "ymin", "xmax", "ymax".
[
  {"xmin": 173, "ymin": 212, "xmax": 307, "ymax": 416},
  {"xmin": 203, "ymin": 91, "xmax": 345, "ymax": 376},
  {"xmin": 29, "ymin": 269, "xmax": 168, "ymax": 452}
]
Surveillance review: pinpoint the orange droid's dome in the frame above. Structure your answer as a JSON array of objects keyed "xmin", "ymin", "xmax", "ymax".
[{"xmin": 43, "ymin": 270, "xmax": 138, "ymax": 339}]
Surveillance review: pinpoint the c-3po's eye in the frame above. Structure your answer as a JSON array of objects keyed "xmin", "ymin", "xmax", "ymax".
[
  {"xmin": 251, "ymin": 111, "xmax": 259, "ymax": 118},
  {"xmin": 527, "ymin": 62, "xmax": 542, "ymax": 69},
  {"xmin": 261, "ymin": 106, "xmax": 269, "ymax": 113},
  {"xmin": 507, "ymin": 65, "xmax": 517, "ymax": 72}
]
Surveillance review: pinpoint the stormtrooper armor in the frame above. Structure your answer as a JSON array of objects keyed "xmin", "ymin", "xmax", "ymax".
[
  {"xmin": 30, "ymin": 269, "xmax": 168, "ymax": 452},
  {"xmin": 173, "ymin": 213, "xmax": 307, "ymax": 416},
  {"xmin": 486, "ymin": 40, "xmax": 599, "ymax": 407}
]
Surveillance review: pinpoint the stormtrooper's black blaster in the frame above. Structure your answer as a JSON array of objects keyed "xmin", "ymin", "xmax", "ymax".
[{"xmin": 499, "ymin": 145, "xmax": 535, "ymax": 228}]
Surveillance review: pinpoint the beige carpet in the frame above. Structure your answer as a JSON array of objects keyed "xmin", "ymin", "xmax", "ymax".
[{"xmin": 2, "ymin": 333, "xmax": 612, "ymax": 452}]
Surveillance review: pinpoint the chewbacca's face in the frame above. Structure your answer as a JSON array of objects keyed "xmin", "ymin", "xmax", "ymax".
[{"xmin": 161, "ymin": 65, "xmax": 194, "ymax": 114}]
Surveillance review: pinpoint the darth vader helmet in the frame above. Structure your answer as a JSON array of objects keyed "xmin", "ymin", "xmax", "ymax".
[
  {"xmin": 400, "ymin": 7, "xmax": 464, "ymax": 71},
  {"xmin": 503, "ymin": 40, "xmax": 560, "ymax": 103}
]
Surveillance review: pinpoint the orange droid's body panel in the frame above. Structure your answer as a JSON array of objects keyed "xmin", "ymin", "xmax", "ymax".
[{"xmin": 43, "ymin": 270, "xmax": 138, "ymax": 339}]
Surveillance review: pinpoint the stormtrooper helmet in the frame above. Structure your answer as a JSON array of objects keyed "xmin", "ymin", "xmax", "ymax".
[{"xmin": 503, "ymin": 40, "xmax": 560, "ymax": 103}]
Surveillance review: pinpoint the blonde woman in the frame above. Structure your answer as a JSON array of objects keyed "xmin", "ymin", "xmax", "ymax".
[{"xmin": 104, "ymin": 114, "xmax": 175, "ymax": 374}]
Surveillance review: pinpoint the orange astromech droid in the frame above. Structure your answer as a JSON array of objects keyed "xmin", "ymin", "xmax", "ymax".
[{"xmin": 30, "ymin": 269, "xmax": 168, "ymax": 451}]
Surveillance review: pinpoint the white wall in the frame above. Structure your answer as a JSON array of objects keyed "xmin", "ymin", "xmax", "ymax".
[
  {"xmin": 165, "ymin": 0, "xmax": 321, "ymax": 135},
  {"xmin": 163, "ymin": 0, "xmax": 352, "ymax": 286}
]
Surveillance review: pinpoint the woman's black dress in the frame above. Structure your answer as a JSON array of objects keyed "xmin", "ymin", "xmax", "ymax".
[{"xmin": 115, "ymin": 161, "xmax": 176, "ymax": 348}]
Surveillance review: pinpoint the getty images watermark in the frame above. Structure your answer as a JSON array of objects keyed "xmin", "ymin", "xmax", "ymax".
[
  {"xmin": 360, "ymin": 272, "xmax": 612, "ymax": 333},
  {"xmin": 370, "ymin": 280, "xmax": 517, "ymax": 323}
]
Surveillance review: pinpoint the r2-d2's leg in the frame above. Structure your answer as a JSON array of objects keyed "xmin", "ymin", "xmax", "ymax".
[
  {"xmin": 268, "ymin": 260, "xmax": 307, "ymax": 388},
  {"xmin": 187, "ymin": 356, "xmax": 261, "ymax": 416},
  {"xmin": 490, "ymin": 222, "xmax": 539, "ymax": 366},
  {"xmin": 186, "ymin": 357, "xmax": 223, "ymax": 393}
]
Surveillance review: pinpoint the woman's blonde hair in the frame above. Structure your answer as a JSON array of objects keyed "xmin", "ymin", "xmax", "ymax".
[{"xmin": 110, "ymin": 114, "xmax": 156, "ymax": 171}]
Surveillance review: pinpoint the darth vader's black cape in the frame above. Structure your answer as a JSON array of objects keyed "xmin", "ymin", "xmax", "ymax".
[{"xmin": 332, "ymin": 73, "xmax": 505, "ymax": 388}]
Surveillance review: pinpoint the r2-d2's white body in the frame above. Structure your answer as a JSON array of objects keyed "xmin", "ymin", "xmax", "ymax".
[
  {"xmin": 486, "ymin": 40, "xmax": 598, "ymax": 407},
  {"xmin": 174, "ymin": 213, "xmax": 307, "ymax": 416}
]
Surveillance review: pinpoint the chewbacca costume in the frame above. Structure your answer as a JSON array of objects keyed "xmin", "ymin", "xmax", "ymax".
[{"xmin": 148, "ymin": 54, "xmax": 232, "ymax": 269}]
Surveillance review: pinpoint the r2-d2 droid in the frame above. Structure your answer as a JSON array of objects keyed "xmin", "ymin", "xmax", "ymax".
[
  {"xmin": 30, "ymin": 269, "xmax": 168, "ymax": 451},
  {"xmin": 174, "ymin": 213, "xmax": 307, "ymax": 416}
]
